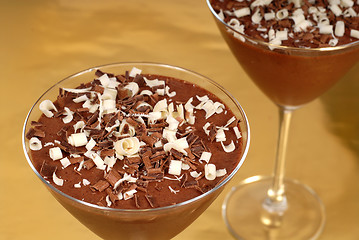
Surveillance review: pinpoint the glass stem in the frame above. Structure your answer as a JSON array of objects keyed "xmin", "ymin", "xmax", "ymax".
[{"xmin": 264, "ymin": 106, "xmax": 293, "ymax": 213}]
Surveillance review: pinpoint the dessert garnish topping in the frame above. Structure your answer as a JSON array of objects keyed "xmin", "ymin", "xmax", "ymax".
[
  {"xmin": 52, "ymin": 171, "xmax": 64, "ymax": 186},
  {"xmin": 27, "ymin": 67, "xmax": 243, "ymax": 208},
  {"xmin": 49, "ymin": 147, "xmax": 63, "ymax": 160},
  {"xmin": 29, "ymin": 137, "xmax": 42, "ymax": 151},
  {"xmin": 39, "ymin": 99, "xmax": 58, "ymax": 118},
  {"xmin": 212, "ymin": 0, "xmax": 359, "ymax": 48}
]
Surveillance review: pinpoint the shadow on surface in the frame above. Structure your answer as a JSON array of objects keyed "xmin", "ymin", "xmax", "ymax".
[{"xmin": 320, "ymin": 62, "xmax": 359, "ymax": 157}]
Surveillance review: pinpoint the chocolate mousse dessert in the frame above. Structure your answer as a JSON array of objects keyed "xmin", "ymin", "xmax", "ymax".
[
  {"xmin": 209, "ymin": 0, "xmax": 359, "ymax": 106},
  {"xmin": 25, "ymin": 67, "xmax": 243, "ymax": 209}
]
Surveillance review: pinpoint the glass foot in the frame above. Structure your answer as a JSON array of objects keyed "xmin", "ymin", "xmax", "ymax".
[{"xmin": 223, "ymin": 176, "xmax": 325, "ymax": 240}]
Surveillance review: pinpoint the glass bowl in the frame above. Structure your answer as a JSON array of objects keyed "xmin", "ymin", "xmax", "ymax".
[
  {"xmin": 206, "ymin": 0, "xmax": 359, "ymax": 107},
  {"xmin": 22, "ymin": 62, "xmax": 250, "ymax": 240}
]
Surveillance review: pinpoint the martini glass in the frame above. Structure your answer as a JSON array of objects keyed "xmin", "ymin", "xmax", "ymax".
[
  {"xmin": 22, "ymin": 62, "xmax": 250, "ymax": 240},
  {"xmin": 207, "ymin": 1, "xmax": 359, "ymax": 240}
]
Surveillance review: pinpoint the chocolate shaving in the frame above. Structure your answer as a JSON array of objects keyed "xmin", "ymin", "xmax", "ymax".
[
  {"xmin": 105, "ymin": 169, "xmax": 122, "ymax": 187},
  {"xmin": 150, "ymin": 155, "xmax": 165, "ymax": 163},
  {"xmin": 92, "ymin": 84, "xmax": 104, "ymax": 94},
  {"xmin": 150, "ymin": 132, "xmax": 162, "ymax": 140},
  {"xmin": 26, "ymin": 128, "xmax": 45, "ymax": 139},
  {"xmin": 90, "ymin": 180, "xmax": 110, "ymax": 192},
  {"xmin": 55, "ymin": 141, "xmax": 77, "ymax": 154},
  {"xmin": 209, "ymin": 124, "xmax": 217, "ymax": 142},
  {"xmin": 133, "ymin": 74, "xmax": 145, "ymax": 87},
  {"xmin": 69, "ymin": 156, "xmax": 84, "ymax": 165},
  {"xmin": 183, "ymin": 180, "xmax": 199, "ymax": 189},
  {"xmin": 106, "ymin": 188, "xmax": 119, "ymax": 204},
  {"xmin": 142, "ymin": 155, "xmax": 152, "ymax": 170},
  {"xmin": 147, "ymin": 168, "xmax": 163, "ymax": 175},
  {"xmin": 116, "ymin": 74, "xmax": 126, "ymax": 83},
  {"xmin": 150, "ymin": 151, "xmax": 167, "ymax": 159},
  {"xmin": 140, "ymin": 135, "xmax": 157, "ymax": 147},
  {"xmin": 145, "ymin": 195, "xmax": 157, "ymax": 208},
  {"xmin": 170, "ymin": 149, "xmax": 184, "ymax": 160},
  {"xmin": 83, "ymin": 159, "xmax": 96, "ymax": 170},
  {"xmin": 134, "ymin": 194, "xmax": 141, "ymax": 208},
  {"xmin": 127, "ymin": 165, "xmax": 139, "ymax": 175},
  {"xmin": 30, "ymin": 121, "xmax": 43, "ymax": 127},
  {"xmin": 147, "ymin": 127, "xmax": 162, "ymax": 132},
  {"xmin": 126, "ymin": 117, "xmax": 139, "ymax": 128},
  {"xmin": 186, "ymin": 132, "xmax": 199, "ymax": 146},
  {"xmin": 40, "ymin": 161, "xmax": 57, "ymax": 178},
  {"xmin": 148, "ymin": 93, "xmax": 159, "ymax": 105},
  {"xmin": 97, "ymin": 140, "xmax": 113, "ymax": 149},
  {"xmin": 191, "ymin": 144, "xmax": 205, "ymax": 158},
  {"xmin": 183, "ymin": 157, "xmax": 197, "ymax": 170},
  {"xmin": 117, "ymin": 88, "xmax": 131, "ymax": 100},
  {"xmin": 180, "ymin": 173, "xmax": 189, "ymax": 188},
  {"xmin": 126, "ymin": 156, "xmax": 141, "ymax": 165},
  {"xmin": 95, "ymin": 69, "xmax": 106, "ymax": 77},
  {"xmin": 86, "ymin": 111, "xmax": 99, "ymax": 126},
  {"xmin": 100, "ymin": 149, "xmax": 115, "ymax": 158},
  {"xmin": 149, "ymin": 122, "xmax": 168, "ymax": 129},
  {"xmin": 184, "ymin": 148, "xmax": 196, "ymax": 160}
]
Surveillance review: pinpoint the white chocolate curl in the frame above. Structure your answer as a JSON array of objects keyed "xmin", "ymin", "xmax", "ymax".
[
  {"xmin": 199, "ymin": 151, "xmax": 212, "ymax": 163},
  {"xmin": 234, "ymin": 7, "xmax": 250, "ymax": 18},
  {"xmin": 190, "ymin": 171, "xmax": 202, "ymax": 178},
  {"xmin": 129, "ymin": 67, "xmax": 142, "ymax": 77},
  {"xmin": 39, "ymin": 99, "xmax": 58, "ymax": 118},
  {"xmin": 165, "ymin": 86, "xmax": 176, "ymax": 97},
  {"xmin": 156, "ymin": 88, "xmax": 165, "ymax": 96},
  {"xmin": 153, "ymin": 98, "xmax": 168, "ymax": 113},
  {"xmin": 62, "ymin": 107, "xmax": 74, "ymax": 124},
  {"xmin": 276, "ymin": 9, "xmax": 289, "ymax": 20},
  {"xmin": 335, "ymin": 21, "xmax": 345, "ymax": 37},
  {"xmin": 29, "ymin": 137, "xmax": 42, "ymax": 151},
  {"xmin": 52, "ymin": 171, "xmax": 64, "ymax": 186},
  {"xmin": 85, "ymin": 138, "xmax": 96, "ymax": 151},
  {"xmin": 49, "ymin": 147, "xmax": 63, "ymax": 160},
  {"xmin": 60, "ymin": 157, "xmax": 71, "ymax": 168},
  {"xmin": 163, "ymin": 137, "xmax": 189, "ymax": 155},
  {"xmin": 123, "ymin": 189, "xmax": 137, "ymax": 200},
  {"xmin": 168, "ymin": 160, "xmax": 182, "ymax": 176},
  {"xmin": 124, "ymin": 82, "xmax": 139, "ymax": 97},
  {"xmin": 221, "ymin": 140, "xmax": 236, "ymax": 153},
  {"xmin": 350, "ymin": 29, "xmax": 359, "ymax": 39},
  {"xmin": 114, "ymin": 137, "xmax": 140, "ymax": 156},
  {"xmin": 90, "ymin": 153, "xmax": 105, "ymax": 169},
  {"xmin": 205, "ymin": 164, "xmax": 217, "ymax": 181},
  {"xmin": 233, "ymin": 126, "xmax": 242, "ymax": 139},
  {"xmin": 216, "ymin": 169, "xmax": 227, "ymax": 177},
  {"xmin": 68, "ymin": 132, "xmax": 88, "ymax": 147},
  {"xmin": 144, "ymin": 77, "xmax": 165, "ymax": 88}
]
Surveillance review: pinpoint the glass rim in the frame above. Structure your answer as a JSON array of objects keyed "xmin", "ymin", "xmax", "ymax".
[
  {"xmin": 206, "ymin": 0, "xmax": 359, "ymax": 52},
  {"xmin": 22, "ymin": 61, "xmax": 251, "ymax": 213}
]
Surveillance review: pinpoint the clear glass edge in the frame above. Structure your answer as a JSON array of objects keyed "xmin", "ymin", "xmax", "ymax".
[
  {"xmin": 222, "ymin": 175, "xmax": 326, "ymax": 240},
  {"xmin": 205, "ymin": 0, "xmax": 359, "ymax": 52},
  {"xmin": 22, "ymin": 61, "xmax": 251, "ymax": 213}
]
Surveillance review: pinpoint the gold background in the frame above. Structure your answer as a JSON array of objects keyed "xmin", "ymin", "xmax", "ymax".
[{"xmin": 1, "ymin": 0, "xmax": 359, "ymax": 239}]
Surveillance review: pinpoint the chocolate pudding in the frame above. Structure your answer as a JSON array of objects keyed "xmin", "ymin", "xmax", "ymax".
[
  {"xmin": 25, "ymin": 67, "xmax": 243, "ymax": 209},
  {"xmin": 209, "ymin": 0, "xmax": 359, "ymax": 107}
]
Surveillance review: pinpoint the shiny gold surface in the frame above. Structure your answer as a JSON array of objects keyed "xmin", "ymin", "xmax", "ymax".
[{"xmin": 1, "ymin": 0, "xmax": 358, "ymax": 239}]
